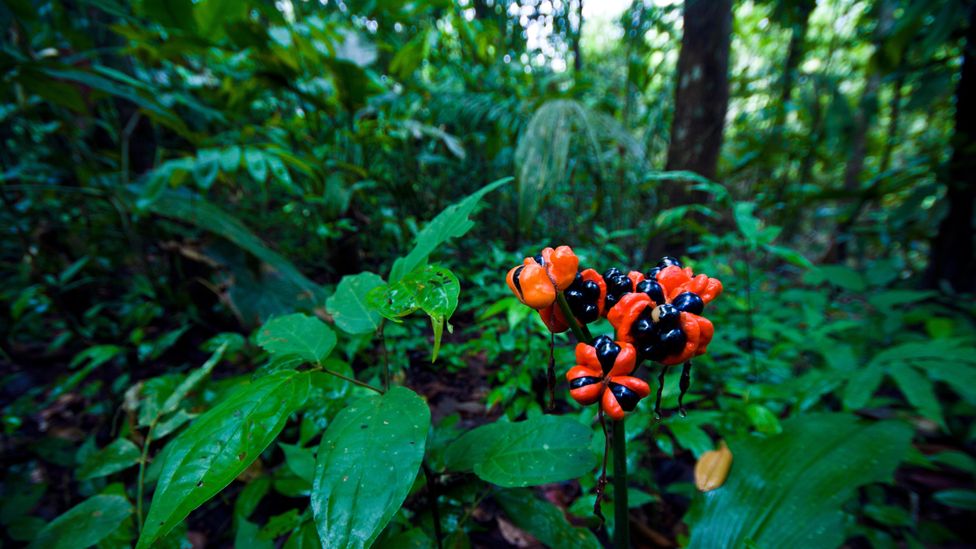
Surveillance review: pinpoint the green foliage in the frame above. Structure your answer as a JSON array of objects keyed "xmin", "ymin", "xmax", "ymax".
[
  {"xmin": 2, "ymin": 0, "xmax": 974, "ymax": 547},
  {"xmin": 444, "ymin": 415, "xmax": 596, "ymax": 487},
  {"xmin": 686, "ymin": 414, "xmax": 914, "ymax": 549},
  {"xmin": 311, "ymin": 387, "xmax": 430, "ymax": 549},
  {"xmin": 29, "ymin": 495, "xmax": 133, "ymax": 549},
  {"xmin": 139, "ymin": 371, "xmax": 311, "ymax": 547}
]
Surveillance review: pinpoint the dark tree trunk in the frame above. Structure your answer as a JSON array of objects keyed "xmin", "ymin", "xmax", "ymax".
[
  {"xmin": 665, "ymin": 0, "xmax": 732, "ymax": 186},
  {"xmin": 573, "ymin": 0, "xmax": 584, "ymax": 73},
  {"xmin": 924, "ymin": 5, "xmax": 976, "ymax": 292},
  {"xmin": 647, "ymin": 0, "xmax": 731, "ymax": 260}
]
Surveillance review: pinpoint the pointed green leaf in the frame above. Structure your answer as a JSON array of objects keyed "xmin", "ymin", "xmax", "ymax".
[
  {"xmin": 389, "ymin": 178, "xmax": 510, "ymax": 282},
  {"xmin": 29, "ymin": 495, "xmax": 132, "ymax": 549},
  {"xmin": 843, "ymin": 363, "xmax": 884, "ymax": 410},
  {"xmin": 257, "ymin": 314, "xmax": 336, "ymax": 365},
  {"xmin": 77, "ymin": 438, "xmax": 141, "ymax": 480},
  {"xmin": 445, "ymin": 415, "xmax": 595, "ymax": 487},
  {"xmin": 495, "ymin": 489, "xmax": 600, "ymax": 549},
  {"xmin": 889, "ymin": 363, "xmax": 945, "ymax": 429},
  {"xmin": 137, "ymin": 371, "xmax": 310, "ymax": 548},
  {"xmin": 326, "ymin": 272, "xmax": 385, "ymax": 335},
  {"xmin": 311, "ymin": 387, "xmax": 430, "ymax": 549},
  {"xmin": 686, "ymin": 414, "xmax": 913, "ymax": 549}
]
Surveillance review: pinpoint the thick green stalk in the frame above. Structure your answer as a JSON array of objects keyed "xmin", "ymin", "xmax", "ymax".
[
  {"xmin": 613, "ymin": 418, "xmax": 630, "ymax": 548},
  {"xmin": 555, "ymin": 292, "xmax": 593, "ymax": 344}
]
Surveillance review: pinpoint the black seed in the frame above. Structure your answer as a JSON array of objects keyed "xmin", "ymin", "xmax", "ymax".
[
  {"xmin": 566, "ymin": 288, "xmax": 584, "ymax": 300},
  {"xmin": 608, "ymin": 276, "xmax": 631, "ymax": 294},
  {"xmin": 581, "ymin": 280, "xmax": 600, "ymax": 300},
  {"xmin": 609, "ymin": 382, "xmax": 642, "ymax": 411},
  {"xmin": 660, "ymin": 328, "xmax": 687, "ymax": 355},
  {"xmin": 511, "ymin": 265, "xmax": 525, "ymax": 299},
  {"xmin": 594, "ymin": 336, "xmax": 620, "ymax": 374},
  {"xmin": 656, "ymin": 304, "xmax": 680, "ymax": 328},
  {"xmin": 533, "ymin": 254, "xmax": 544, "ymax": 265},
  {"xmin": 570, "ymin": 376, "xmax": 601, "ymax": 389},
  {"xmin": 640, "ymin": 342, "xmax": 666, "ymax": 362},
  {"xmin": 658, "ymin": 256, "xmax": 682, "ymax": 268},
  {"xmin": 633, "ymin": 317, "xmax": 654, "ymax": 339},
  {"xmin": 603, "ymin": 267, "xmax": 622, "ymax": 280},
  {"xmin": 645, "ymin": 266, "xmax": 661, "ymax": 280},
  {"xmin": 636, "ymin": 279, "xmax": 665, "ymax": 305},
  {"xmin": 673, "ymin": 292, "xmax": 704, "ymax": 315},
  {"xmin": 580, "ymin": 304, "xmax": 599, "ymax": 323}
]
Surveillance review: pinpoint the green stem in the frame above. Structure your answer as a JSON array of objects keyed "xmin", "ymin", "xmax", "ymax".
[
  {"xmin": 555, "ymin": 292, "xmax": 593, "ymax": 344},
  {"xmin": 378, "ymin": 320, "xmax": 390, "ymax": 392},
  {"xmin": 613, "ymin": 418, "xmax": 630, "ymax": 549},
  {"xmin": 136, "ymin": 420, "xmax": 157, "ymax": 533},
  {"xmin": 315, "ymin": 364, "xmax": 384, "ymax": 394}
]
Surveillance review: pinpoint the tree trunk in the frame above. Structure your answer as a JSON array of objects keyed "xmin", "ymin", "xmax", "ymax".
[
  {"xmin": 573, "ymin": 0, "xmax": 584, "ymax": 73},
  {"xmin": 665, "ymin": 0, "xmax": 732, "ymax": 186},
  {"xmin": 924, "ymin": 5, "xmax": 976, "ymax": 292}
]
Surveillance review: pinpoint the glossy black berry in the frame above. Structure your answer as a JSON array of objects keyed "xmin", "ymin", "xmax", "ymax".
[
  {"xmin": 655, "ymin": 304, "xmax": 681, "ymax": 329},
  {"xmin": 659, "ymin": 328, "xmax": 687, "ymax": 355},
  {"xmin": 570, "ymin": 376, "xmax": 601, "ymax": 389},
  {"xmin": 632, "ymin": 317, "xmax": 655, "ymax": 339},
  {"xmin": 658, "ymin": 256, "xmax": 682, "ymax": 269},
  {"xmin": 581, "ymin": 280, "xmax": 600, "ymax": 300},
  {"xmin": 603, "ymin": 267, "xmax": 633, "ymax": 309},
  {"xmin": 564, "ymin": 274, "xmax": 601, "ymax": 324},
  {"xmin": 639, "ymin": 342, "xmax": 666, "ymax": 362},
  {"xmin": 672, "ymin": 292, "xmax": 704, "ymax": 315},
  {"xmin": 636, "ymin": 279, "xmax": 665, "ymax": 305},
  {"xmin": 645, "ymin": 266, "xmax": 661, "ymax": 280},
  {"xmin": 594, "ymin": 335, "xmax": 620, "ymax": 374},
  {"xmin": 609, "ymin": 382, "xmax": 641, "ymax": 411}
]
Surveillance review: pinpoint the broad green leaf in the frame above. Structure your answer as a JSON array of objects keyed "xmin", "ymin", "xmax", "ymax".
[
  {"xmin": 194, "ymin": 0, "xmax": 248, "ymax": 40},
  {"xmin": 733, "ymin": 201, "xmax": 762, "ymax": 248},
  {"xmin": 235, "ymin": 518, "xmax": 273, "ymax": 549},
  {"xmin": 326, "ymin": 272, "xmax": 385, "ymax": 335},
  {"xmin": 668, "ymin": 420, "xmax": 715, "ymax": 457},
  {"xmin": 220, "ymin": 146, "xmax": 242, "ymax": 171},
  {"xmin": 77, "ymin": 438, "xmax": 141, "ymax": 480},
  {"xmin": 257, "ymin": 313, "xmax": 336, "ymax": 365},
  {"xmin": 389, "ymin": 178, "xmax": 510, "ymax": 282},
  {"xmin": 258, "ymin": 509, "xmax": 302, "ymax": 540},
  {"xmin": 442, "ymin": 421, "xmax": 507, "ymax": 472},
  {"xmin": 811, "ymin": 265, "xmax": 867, "ymax": 292},
  {"xmin": 889, "ymin": 364, "xmax": 945, "ymax": 429},
  {"xmin": 445, "ymin": 415, "xmax": 595, "ymax": 487},
  {"xmin": 745, "ymin": 403, "xmax": 782, "ymax": 434},
  {"xmin": 311, "ymin": 387, "xmax": 430, "ymax": 549},
  {"xmin": 495, "ymin": 489, "xmax": 600, "ymax": 549},
  {"xmin": 146, "ymin": 190, "xmax": 323, "ymax": 303},
  {"xmin": 234, "ymin": 476, "xmax": 271, "ymax": 520},
  {"xmin": 245, "ymin": 148, "xmax": 268, "ymax": 182},
  {"xmin": 933, "ymin": 489, "xmax": 976, "ymax": 510},
  {"xmin": 137, "ymin": 371, "xmax": 310, "ymax": 548},
  {"xmin": 685, "ymin": 413, "xmax": 913, "ymax": 549},
  {"xmin": 29, "ymin": 495, "xmax": 132, "ymax": 549},
  {"xmin": 284, "ymin": 521, "xmax": 322, "ymax": 549},
  {"xmin": 925, "ymin": 360, "xmax": 976, "ymax": 403},
  {"xmin": 279, "ymin": 442, "xmax": 315, "ymax": 483},
  {"xmin": 843, "ymin": 364, "xmax": 884, "ymax": 410}
]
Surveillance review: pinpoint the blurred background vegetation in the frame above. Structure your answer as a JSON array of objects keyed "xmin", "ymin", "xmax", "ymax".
[{"xmin": 1, "ymin": 0, "xmax": 975, "ymax": 547}]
